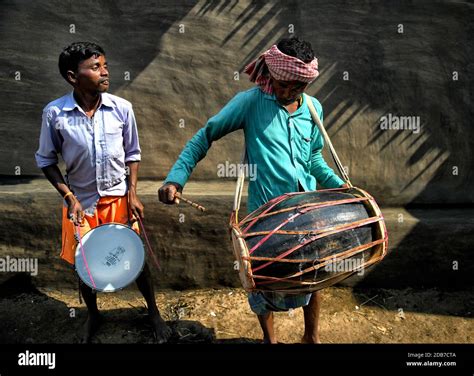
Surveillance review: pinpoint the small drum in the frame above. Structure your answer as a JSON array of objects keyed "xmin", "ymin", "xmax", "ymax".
[
  {"xmin": 75, "ymin": 223, "xmax": 145, "ymax": 292},
  {"xmin": 230, "ymin": 187, "xmax": 388, "ymax": 294}
]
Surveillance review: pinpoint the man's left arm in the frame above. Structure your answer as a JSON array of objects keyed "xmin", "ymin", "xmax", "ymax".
[{"xmin": 124, "ymin": 106, "xmax": 144, "ymax": 219}]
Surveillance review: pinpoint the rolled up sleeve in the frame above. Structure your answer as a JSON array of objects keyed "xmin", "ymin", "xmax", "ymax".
[
  {"xmin": 123, "ymin": 106, "xmax": 141, "ymax": 163},
  {"xmin": 35, "ymin": 109, "xmax": 61, "ymax": 168}
]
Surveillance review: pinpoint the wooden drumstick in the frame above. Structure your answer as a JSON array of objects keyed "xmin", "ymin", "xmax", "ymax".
[{"xmin": 174, "ymin": 192, "xmax": 206, "ymax": 212}]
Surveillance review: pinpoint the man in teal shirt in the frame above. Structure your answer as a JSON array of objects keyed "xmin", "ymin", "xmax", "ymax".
[{"xmin": 159, "ymin": 37, "xmax": 347, "ymax": 343}]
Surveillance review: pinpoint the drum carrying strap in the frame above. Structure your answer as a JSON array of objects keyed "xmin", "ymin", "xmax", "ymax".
[
  {"xmin": 231, "ymin": 93, "xmax": 352, "ymax": 225},
  {"xmin": 305, "ymin": 93, "xmax": 352, "ymax": 187},
  {"xmin": 232, "ymin": 146, "xmax": 248, "ymax": 224}
]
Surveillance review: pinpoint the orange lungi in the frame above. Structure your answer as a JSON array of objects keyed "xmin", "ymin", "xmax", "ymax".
[{"xmin": 61, "ymin": 195, "xmax": 139, "ymax": 265}]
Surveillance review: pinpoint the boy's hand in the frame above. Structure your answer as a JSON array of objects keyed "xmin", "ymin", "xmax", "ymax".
[
  {"xmin": 128, "ymin": 190, "xmax": 145, "ymax": 220},
  {"xmin": 158, "ymin": 183, "xmax": 182, "ymax": 205},
  {"xmin": 66, "ymin": 196, "xmax": 84, "ymax": 226}
]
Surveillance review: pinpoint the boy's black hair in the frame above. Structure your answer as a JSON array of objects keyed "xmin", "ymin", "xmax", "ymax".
[
  {"xmin": 277, "ymin": 37, "xmax": 315, "ymax": 63},
  {"xmin": 58, "ymin": 42, "xmax": 105, "ymax": 82}
]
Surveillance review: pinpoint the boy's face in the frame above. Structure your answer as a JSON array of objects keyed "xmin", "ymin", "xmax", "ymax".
[
  {"xmin": 68, "ymin": 54, "xmax": 109, "ymax": 93},
  {"xmin": 271, "ymin": 78, "xmax": 308, "ymax": 106}
]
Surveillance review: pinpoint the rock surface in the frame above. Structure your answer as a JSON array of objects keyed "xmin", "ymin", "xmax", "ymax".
[{"xmin": 1, "ymin": 0, "xmax": 473, "ymax": 205}]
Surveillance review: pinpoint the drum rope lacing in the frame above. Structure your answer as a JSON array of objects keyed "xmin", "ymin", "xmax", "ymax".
[
  {"xmin": 237, "ymin": 191, "xmax": 387, "ymax": 283},
  {"xmin": 250, "ymin": 216, "xmax": 383, "ymax": 271}
]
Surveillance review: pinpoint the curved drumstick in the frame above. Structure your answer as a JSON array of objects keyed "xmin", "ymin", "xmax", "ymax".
[{"xmin": 174, "ymin": 192, "xmax": 206, "ymax": 212}]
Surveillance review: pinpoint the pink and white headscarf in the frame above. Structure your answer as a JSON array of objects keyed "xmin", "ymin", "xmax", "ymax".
[{"xmin": 244, "ymin": 44, "xmax": 319, "ymax": 94}]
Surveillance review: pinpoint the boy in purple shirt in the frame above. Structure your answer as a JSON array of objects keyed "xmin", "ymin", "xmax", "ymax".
[{"xmin": 35, "ymin": 42, "xmax": 171, "ymax": 344}]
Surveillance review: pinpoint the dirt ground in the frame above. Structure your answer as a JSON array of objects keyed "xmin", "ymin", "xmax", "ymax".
[{"xmin": 0, "ymin": 275, "xmax": 472, "ymax": 344}]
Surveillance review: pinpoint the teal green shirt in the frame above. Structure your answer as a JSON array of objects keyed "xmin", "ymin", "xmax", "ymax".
[{"xmin": 165, "ymin": 87, "xmax": 344, "ymax": 213}]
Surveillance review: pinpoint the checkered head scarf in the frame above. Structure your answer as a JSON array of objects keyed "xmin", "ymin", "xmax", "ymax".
[{"xmin": 244, "ymin": 44, "xmax": 319, "ymax": 94}]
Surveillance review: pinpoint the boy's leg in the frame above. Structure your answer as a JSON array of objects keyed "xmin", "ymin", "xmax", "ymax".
[
  {"xmin": 135, "ymin": 262, "xmax": 172, "ymax": 343},
  {"xmin": 302, "ymin": 291, "xmax": 322, "ymax": 343},
  {"xmin": 79, "ymin": 281, "xmax": 102, "ymax": 343},
  {"xmin": 257, "ymin": 312, "xmax": 277, "ymax": 344}
]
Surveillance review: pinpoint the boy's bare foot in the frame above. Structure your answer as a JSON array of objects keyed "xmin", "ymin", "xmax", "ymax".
[
  {"xmin": 263, "ymin": 337, "xmax": 278, "ymax": 344},
  {"xmin": 301, "ymin": 335, "xmax": 321, "ymax": 344},
  {"xmin": 81, "ymin": 313, "xmax": 102, "ymax": 344},
  {"xmin": 150, "ymin": 314, "xmax": 172, "ymax": 344}
]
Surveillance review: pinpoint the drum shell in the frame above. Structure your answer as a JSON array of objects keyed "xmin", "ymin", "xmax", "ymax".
[{"xmin": 232, "ymin": 187, "xmax": 387, "ymax": 293}]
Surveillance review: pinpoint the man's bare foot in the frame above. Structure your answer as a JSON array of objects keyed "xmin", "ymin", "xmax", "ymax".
[
  {"xmin": 301, "ymin": 335, "xmax": 321, "ymax": 344},
  {"xmin": 150, "ymin": 314, "xmax": 172, "ymax": 344},
  {"xmin": 81, "ymin": 313, "xmax": 102, "ymax": 344},
  {"xmin": 263, "ymin": 337, "xmax": 278, "ymax": 344}
]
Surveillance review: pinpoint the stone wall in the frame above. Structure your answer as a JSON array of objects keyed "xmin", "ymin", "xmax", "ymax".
[{"xmin": 1, "ymin": 0, "xmax": 472, "ymax": 205}]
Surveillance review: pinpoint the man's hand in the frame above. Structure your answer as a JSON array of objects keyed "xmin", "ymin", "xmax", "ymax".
[
  {"xmin": 128, "ymin": 190, "xmax": 145, "ymax": 220},
  {"xmin": 340, "ymin": 183, "xmax": 350, "ymax": 189},
  {"xmin": 158, "ymin": 183, "xmax": 182, "ymax": 205},
  {"xmin": 41, "ymin": 165, "xmax": 85, "ymax": 225},
  {"xmin": 66, "ymin": 195, "xmax": 84, "ymax": 226}
]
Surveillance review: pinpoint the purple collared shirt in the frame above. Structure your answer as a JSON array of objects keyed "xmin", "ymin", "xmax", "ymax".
[{"xmin": 35, "ymin": 92, "xmax": 141, "ymax": 215}]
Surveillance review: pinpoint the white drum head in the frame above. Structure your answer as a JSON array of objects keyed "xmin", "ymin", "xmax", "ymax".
[{"xmin": 75, "ymin": 223, "xmax": 145, "ymax": 292}]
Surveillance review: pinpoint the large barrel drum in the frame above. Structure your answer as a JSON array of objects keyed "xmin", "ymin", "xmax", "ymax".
[{"xmin": 230, "ymin": 187, "xmax": 388, "ymax": 294}]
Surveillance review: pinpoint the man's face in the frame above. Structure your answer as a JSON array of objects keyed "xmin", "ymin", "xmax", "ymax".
[
  {"xmin": 69, "ymin": 54, "xmax": 109, "ymax": 93},
  {"xmin": 271, "ymin": 78, "xmax": 308, "ymax": 106}
]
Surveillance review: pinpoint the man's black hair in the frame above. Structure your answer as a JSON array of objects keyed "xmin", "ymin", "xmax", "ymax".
[
  {"xmin": 58, "ymin": 42, "xmax": 105, "ymax": 82},
  {"xmin": 277, "ymin": 37, "xmax": 315, "ymax": 63}
]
